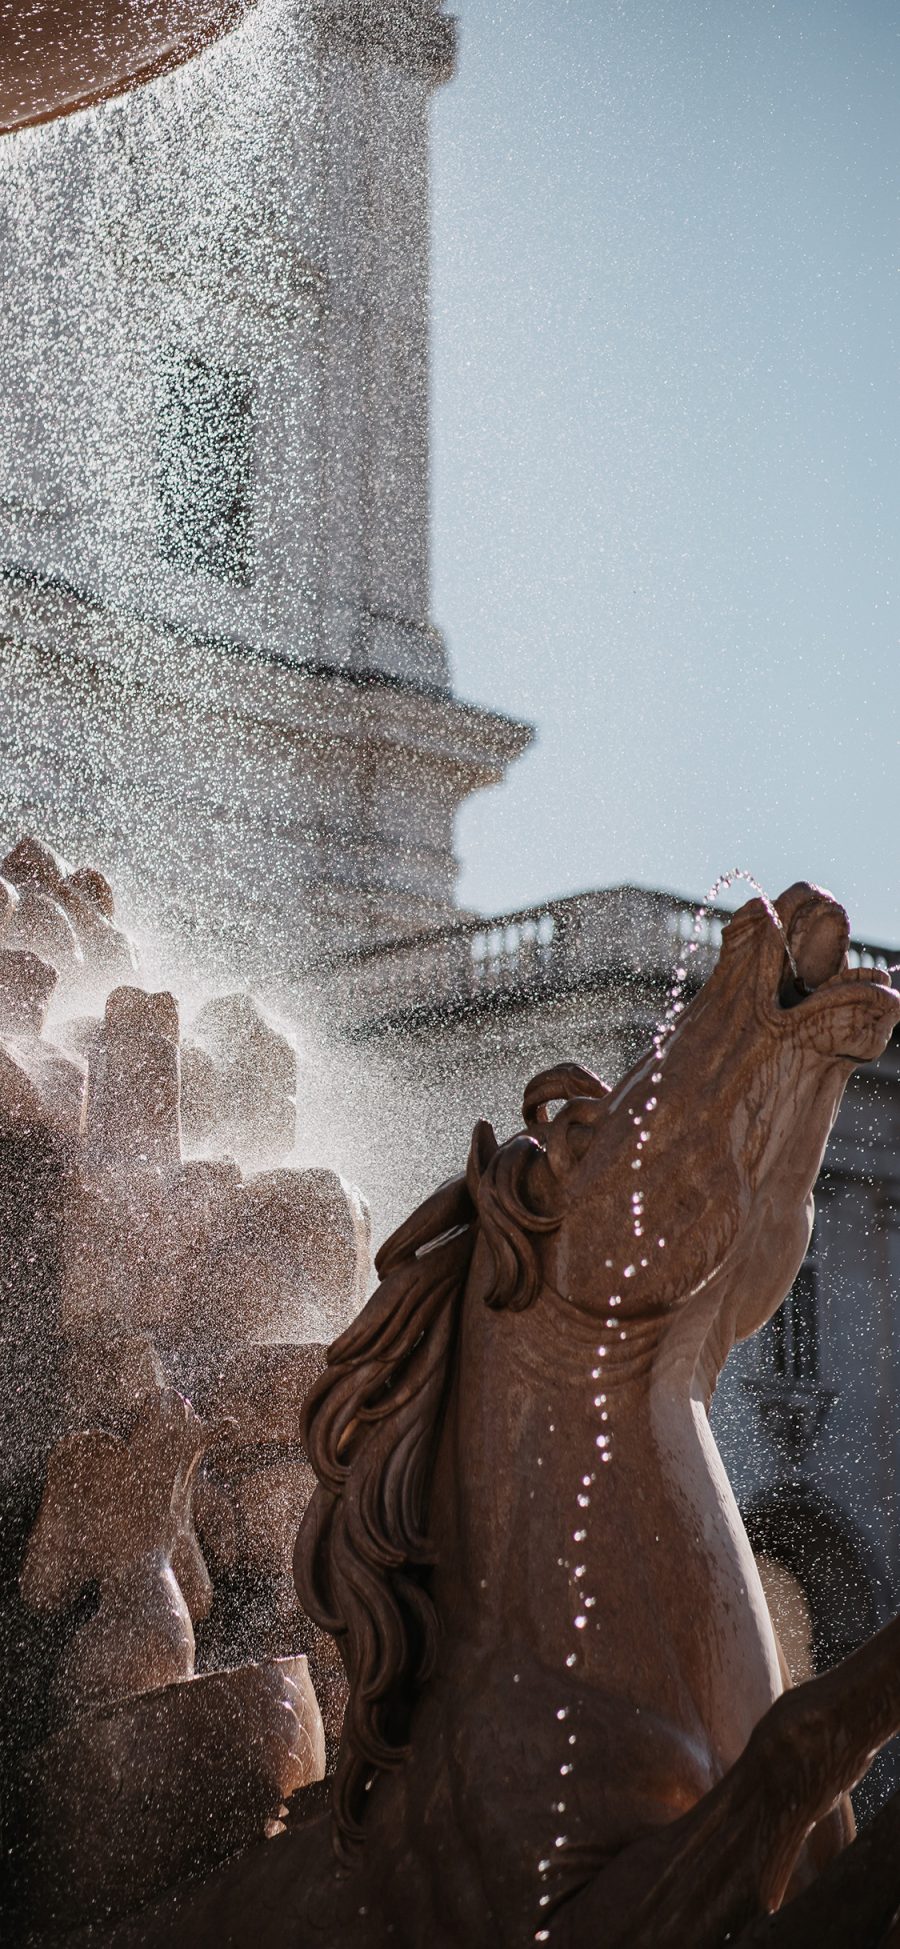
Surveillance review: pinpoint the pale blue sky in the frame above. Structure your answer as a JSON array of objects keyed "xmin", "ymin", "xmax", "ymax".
[{"xmin": 431, "ymin": 0, "xmax": 900, "ymax": 942}]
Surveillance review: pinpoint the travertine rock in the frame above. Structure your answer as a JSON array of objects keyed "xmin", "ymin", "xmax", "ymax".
[
  {"xmin": 182, "ymin": 991, "xmax": 298, "ymax": 1164},
  {"xmin": 0, "ymin": 835, "xmax": 367, "ymax": 1935},
  {"xmin": 0, "ymin": 836, "xmax": 140, "ymax": 1001},
  {"xmin": 59, "ymin": 1329, "xmax": 165, "ymax": 1436},
  {"xmin": 0, "ymin": 947, "xmax": 87, "ymax": 1135},
  {"xmin": 203, "ymin": 1347, "xmax": 327, "ymax": 1637},
  {"xmin": 21, "ymin": 1387, "xmax": 216, "ymax": 1712},
  {"xmin": 0, "ymin": 945, "xmax": 56, "ymax": 1036},
  {"xmin": 84, "ymin": 986, "xmax": 182, "ymax": 1166},
  {"xmin": 18, "ymin": 1655, "xmax": 323, "ymax": 1928}
]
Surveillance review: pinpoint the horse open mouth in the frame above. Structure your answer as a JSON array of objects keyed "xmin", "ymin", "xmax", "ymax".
[{"xmin": 773, "ymin": 894, "xmax": 900, "ymax": 1056}]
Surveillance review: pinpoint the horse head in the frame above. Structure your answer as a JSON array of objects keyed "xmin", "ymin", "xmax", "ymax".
[{"xmin": 295, "ymin": 883, "xmax": 900, "ymax": 1860}]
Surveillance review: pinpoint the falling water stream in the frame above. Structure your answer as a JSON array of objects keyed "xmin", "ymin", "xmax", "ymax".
[{"xmin": 534, "ymin": 868, "xmax": 810, "ymax": 1943}]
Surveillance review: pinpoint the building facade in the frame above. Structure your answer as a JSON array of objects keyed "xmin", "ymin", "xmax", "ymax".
[{"xmin": 0, "ymin": 1, "xmax": 529, "ymax": 977}]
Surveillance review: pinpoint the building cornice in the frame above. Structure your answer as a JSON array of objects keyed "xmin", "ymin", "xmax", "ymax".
[{"xmin": 0, "ymin": 563, "xmax": 532, "ymax": 785}]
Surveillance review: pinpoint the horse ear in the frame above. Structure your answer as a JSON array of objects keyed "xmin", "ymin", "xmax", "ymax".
[
  {"xmin": 466, "ymin": 1118, "xmax": 499, "ymax": 1197},
  {"xmin": 522, "ymin": 1065, "xmax": 611, "ymax": 1182},
  {"xmin": 544, "ymin": 1107, "xmax": 600, "ymax": 1173},
  {"xmin": 523, "ymin": 1064, "xmax": 610, "ymax": 1127}
]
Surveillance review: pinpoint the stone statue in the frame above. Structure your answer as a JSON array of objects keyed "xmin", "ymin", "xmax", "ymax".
[
  {"xmin": 131, "ymin": 885, "xmax": 900, "ymax": 1946},
  {"xmin": 21, "ymin": 1387, "xmax": 217, "ymax": 1712}
]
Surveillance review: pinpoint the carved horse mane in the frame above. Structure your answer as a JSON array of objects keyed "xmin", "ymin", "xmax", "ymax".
[{"xmin": 295, "ymin": 1064, "xmax": 611, "ymax": 1854}]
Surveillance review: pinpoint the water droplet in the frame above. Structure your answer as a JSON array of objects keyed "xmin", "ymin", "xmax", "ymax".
[{"xmin": 574, "ymin": 1614, "xmax": 587, "ymax": 1629}]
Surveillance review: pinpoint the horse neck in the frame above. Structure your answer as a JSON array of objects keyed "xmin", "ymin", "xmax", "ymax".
[{"xmin": 428, "ymin": 1273, "xmax": 767, "ymax": 1706}]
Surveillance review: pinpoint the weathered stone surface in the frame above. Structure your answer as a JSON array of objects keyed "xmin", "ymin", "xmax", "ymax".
[
  {"xmin": 210, "ymin": 1343, "xmax": 327, "ymax": 1447},
  {"xmin": 210, "ymin": 1168, "xmax": 371, "ymax": 1344},
  {"xmin": 84, "ymin": 987, "xmax": 182, "ymax": 1166},
  {"xmin": 59, "ymin": 1329, "xmax": 164, "ymax": 1435},
  {"xmin": 1, "ymin": 833, "xmax": 69, "ymax": 903},
  {"xmin": 0, "ymin": 1024, "xmax": 87, "ymax": 1137},
  {"xmin": 21, "ymin": 1388, "xmax": 215, "ymax": 1713},
  {"xmin": 65, "ymin": 862, "xmax": 116, "ymax": 919},
  {"xmin": 0, "ymin": 946, "xmax": 56, "ymax": 1036},
  {"xmin": 17, "ymin": 1655, "xmax": 323, "ymax": 1928},
  {"xmin": 0, "ymin": 840, "xmax": 374, "ymax": 1936},
  {"xmin": 182, "ymin": 992, "xmax": 298, "ymax": 1165},
  {"xmin": 0, "ymin": 873, "xmax": 18, "ymax": 939},
  {"xmin": 7, "ymin": 883, "xmax": 83, "ymax": 977},
  {"xmin": 0, "ymin": 836, "xmax": 140, "ymax": 997}
]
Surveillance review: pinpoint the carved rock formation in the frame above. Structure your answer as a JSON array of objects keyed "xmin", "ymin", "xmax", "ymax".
[{"xmin": 0, "ymin": 836, "xmax": 365, "ymax": 1932}]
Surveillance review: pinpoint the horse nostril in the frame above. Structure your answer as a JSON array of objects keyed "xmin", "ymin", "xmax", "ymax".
[{"xmin": 786, "ymin": 900, "xmax": 849, "ymax": 993}]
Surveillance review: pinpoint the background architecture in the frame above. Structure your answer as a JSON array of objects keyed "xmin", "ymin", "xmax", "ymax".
[{"xmin": 0, "ymin": 0, "xmax": 897, "ymax": 1806}]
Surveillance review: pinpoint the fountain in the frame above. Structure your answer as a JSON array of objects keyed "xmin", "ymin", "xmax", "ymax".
[
  {"xmin": 72, "ymin": 879, "xmax": 900, "ymax": 1948},
  {"xmin": 0, "ymin": 833, "xmax": 368, "ymax": 1931}
]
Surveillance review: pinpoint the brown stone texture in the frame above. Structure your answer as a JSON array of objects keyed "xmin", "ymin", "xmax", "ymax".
[
  {"xmin": 0, "ymin": 837, "xmax": 365, "ymax": 1936},
  {"xmin": 114, "ymin": 884, "xmax": 900, "ymax": 1949},
  {"xmin": 18, "ymin": 1656, "xmax": 322, "ymax": 1929},
  {"xmin": 21, "ymin": 1387, "xmax": 215, "ymax": 1712},
  {"xmin": 182, "ymin": 992, "xmax": 298, "ymax": 1166}
]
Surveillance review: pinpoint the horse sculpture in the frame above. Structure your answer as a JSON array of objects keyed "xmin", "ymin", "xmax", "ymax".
[{"xmin": 135, "ymin": 883, "xmax": 900, "ymax": 1947}]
